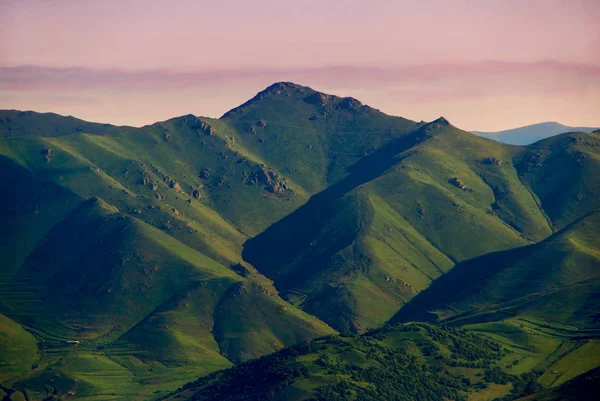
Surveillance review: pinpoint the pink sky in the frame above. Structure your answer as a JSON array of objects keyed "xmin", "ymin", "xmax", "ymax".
[{"xmin": 1, "ymin": 0, "xmax": 599, "ymax": 131}]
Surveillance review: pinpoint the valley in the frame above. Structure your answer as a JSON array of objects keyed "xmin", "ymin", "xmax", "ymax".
[{"xmin": 0, "ymin": 83, "xmax": 598, "ymax": 400}]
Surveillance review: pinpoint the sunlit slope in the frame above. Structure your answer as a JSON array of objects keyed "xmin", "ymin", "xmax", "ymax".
[
  {"xmin": 0, "ymin": 109, "xmax": 131, "ymax": 138},
  {"xmin": 165, "ymin": 322, "xmax": 587, "ymax": 401},
  {"xmin": 0, "ymin": 197, "xmax": 333, "ymax": 400},
  {"xmin": 221, "ymin": 82, "xmax": 418, "ymax": 192},
  {"xmin": 244, "ymin": 119, "xmax": 556, "ymax": 333},
  {"xmin": 393, "ymin": 210, "xmax": 600, "ymax": 328}
]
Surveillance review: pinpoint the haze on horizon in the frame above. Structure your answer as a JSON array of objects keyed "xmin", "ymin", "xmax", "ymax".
[{"xmin": 1, "ymin": 0, "xmax": 599, "ymax": 131}]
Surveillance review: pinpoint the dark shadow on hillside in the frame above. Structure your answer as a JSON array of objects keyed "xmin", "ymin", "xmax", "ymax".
[{"xmin": 242, "ymin": 123, "xmax": 436, "ymax": 282}]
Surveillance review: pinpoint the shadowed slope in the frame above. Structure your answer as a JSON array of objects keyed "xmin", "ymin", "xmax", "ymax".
[
  {"xmin": 244, "ymin": 119, "xmax": 557, "ymax": 332},
  {"xmin": 0, "ymin": 109, "xmax": 132, "ymax": 138},
  {"xmin": 392, "ymin": 210, "xmax": 600, "ymax": 328}
]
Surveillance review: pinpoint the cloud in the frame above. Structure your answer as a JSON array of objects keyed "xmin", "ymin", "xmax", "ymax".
[{"xmin": 1, "ymin": 61, "xmax": 598, "ymax": 92}]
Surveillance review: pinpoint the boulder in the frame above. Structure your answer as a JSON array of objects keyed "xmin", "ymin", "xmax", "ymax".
[
  {"xmin": 448, "ymin": 177, "xmax": 467, "ymax": 190},
  {"xmin": 199, "ymin": 168, "xmax": 212, "ymax": 179}
]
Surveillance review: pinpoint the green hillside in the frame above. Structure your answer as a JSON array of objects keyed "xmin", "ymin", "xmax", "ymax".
[
  {"xmin": 1, "ymin": 82, "xmax": 599, "ymax": 400},
  {"xmin": 392, "ymin": 210, "xmax": 600, "ymax": 328},
  {"xmin": 221, "ymin": 82, "xmax": 418, "ymax": 192},
  {"xmin": 244, "ymin": 118, "xmax": 561, "ymax": 333},
  {"xmin": 0, "ymin": 197, "xmax": 333, "ymax": 400},
  {"xmin": 515, "ymin": 367, "xmax": 600, "ymax": 401},
  {"xmin": 163, "ymin": 322, "xmax": 596, "ymax": 401},
  {"xmin": 515, "ymin": 132, "xmax": 600, "ymax": 230},
  {"xmin": 0, "ymin": 109, "xmax": 131, "ymax": 138}
]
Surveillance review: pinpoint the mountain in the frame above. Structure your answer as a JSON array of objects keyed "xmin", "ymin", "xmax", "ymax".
[
  {"xmin": 392, "ymin": 210, "xmax": 600, "ymax": 327},
  {"xmin": 244, "ymin": 126, "xmax": 600, "ymax": 334},
  {"xmin": 472, "ymin": 122, "xmax": 598, "ymax": 145},
  {"xmin": 0, "ymin": 82, "xmax": 599, "ymax": 400},
  {"xmin": 0, "ymin": 109, "xmax": 131, "ymax": 138}
]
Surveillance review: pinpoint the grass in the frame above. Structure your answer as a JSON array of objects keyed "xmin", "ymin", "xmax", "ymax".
[
  {"xmin": 163, "ymin": 323, "xmax": 561, "ymax": 401},
  {"xmin": 1, "ymin": 84, "xmax": 599, "ymax": 400}
]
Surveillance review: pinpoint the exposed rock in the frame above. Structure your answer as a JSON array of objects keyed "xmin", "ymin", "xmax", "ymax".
[
  {"xmin": 448, "ymin": 177, "xmax": 467, "ymax": 190},
  {"xmin": 169, "ymin": 180, "xmax": 182, "ymax": 192},
  {"xmin": 172, "ymin": 208, "xmax": 179, "ymax": 216},
  {"xmin": 480, "ymin": 157, "xmax": 503, "ymax": 165},
  {"xmin": 336, "ymin": 97, "xmax": 363, "ymax": 111},
  {"xmin": 277, "ymin": 305, "xmax": 288, "ymax": 312},
  {"xmin": 257, "ymin": 138, "xmax": 265, "ymax": 143},
  {"xmin": 200, "ymin": 122, "xmax": 217, "ymax": 136},
  {"xmin": 246, "ymin": 165, "xmax": 291, "ymax": 194},
  {"xmin": 521, "ymin": 152, "xmax": 546, "ymax": 171},
  {"xmin": 42, "ymin": 148, "xmax": 53, "ymax": 163},
  {"xmin": 199, "ymin": 168, "xmax": 212, "ymax": 179},
  {"xmin": 230, "ymin": 263, "xmax": 249, "ymax": 277},
  {"xmin": 256, "ymin": 120, "xmax": 267, "ymax": 127},
  {"xmin": 188, "ymin": 117, "xmax": 216, "ymax": 136},
  {"xmin": 163, "ymin": 133, "xmax": 171, "ymax": 143},
  {"xmin": 304, "ymin": 92, "xmax": 329, "ymax": 106},
  {"xmin": 191, "ymin": 189, "xmax": 201, "ymax": 199},
  {"xmin": 245, "ymin": 126, "xmax": 256, "ymax": 135}
]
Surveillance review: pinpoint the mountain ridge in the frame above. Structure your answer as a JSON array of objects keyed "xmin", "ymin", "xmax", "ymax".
[
  {"xmin": 472, "ymin": 121, "xmax": 598, "ymax": 145},
  {"xmin": 0, "ymin": 82, "xmax": 599, "ymax": 400}
]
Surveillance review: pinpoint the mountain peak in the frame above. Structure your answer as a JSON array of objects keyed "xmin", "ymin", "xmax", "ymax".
[
  {"xmin": 264, "ymin": 81, "xmax": 307, "ymax": 93},
  {"xmin": 222, "ymin": 82, "xmax": 311, "ymax": 118},
  {"xmin": 433, "ymin": 116, "xmax": 449, "ymax": 125}
]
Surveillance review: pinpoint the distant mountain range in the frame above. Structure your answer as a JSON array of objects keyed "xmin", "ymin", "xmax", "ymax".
[
  {"xmin": 1, "ymin": 83, "xmax": 599, "ymax": 401},
  {"xmin": 472, "ymin": 122, "xmax": 598, "ymax": 145}
]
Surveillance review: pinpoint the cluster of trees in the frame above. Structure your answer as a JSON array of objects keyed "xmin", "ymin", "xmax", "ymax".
[{"xmin": 163, "ymin": 324, "xmax": 542, "ymax": 401}]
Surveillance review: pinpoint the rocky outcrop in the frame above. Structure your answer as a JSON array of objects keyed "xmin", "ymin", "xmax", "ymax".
[
  {"xmin": 336, "ymin": 97, "xmax": 363, "ymax": 111},
  {"xmin": 188, "ymin": 116, "xmax": 216, "ymax": 136},
  {"xmin": 246, "ymin": 165, "xmax": 292, "ymax": 194},
  {"xmin": 42, "ymin": 148, "xmax": 53, "ymax": 163},
  {"xmin": 199, "ymin": 168, "xmax": 212, "ymax": 179},
  {"xmin": 166, "ymin": 177, "xmax": 182, "ymax": 192},
  {"xmin": 448, "ymin": 177, "xmax": 467, "ymax": 190},
  {"xmin": 479, "ymin": 157, "xmax": 503, "ymax": 165},
  {"xmin": 304, "ymin": 92, "xmax": 329, "ymax": 106}
]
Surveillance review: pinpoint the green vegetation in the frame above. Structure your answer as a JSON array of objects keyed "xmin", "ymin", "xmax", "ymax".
[
  {"xmin": 1, "ymin": 83, "xmax": 599, "ymax": 400},
  {"xmin": 393, "ymin": 210, "xmax": 600, "ymax": 328},
  {"xmin": 162, "ymin": 323, "xmax": 587, "ymax": 401}
]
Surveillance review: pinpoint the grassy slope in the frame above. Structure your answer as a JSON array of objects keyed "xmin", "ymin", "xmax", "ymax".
[
  {"xmin": 1, "ymin": 86, "xmax": 599, "ymax": 400},
  {"xmin": 244, "ymin": 119, "xmax": 556, "ymax": 333},
  {"xmin": 515, "ymin": 367, "xmax": 600, "ymax": 401},
  {"xmin": 164, "ymin": 323, "xmax": 593, "ymax": 401},
  {"xmin": 0, "ymin": 110, "xmax": 337, "ymax": 399},
  {"xmin": 0, "ymin": 197, "xmax": 333, "ymax": 400},
  {"xmin": 0, "ymin": 109, "xmax": 131, "ymax": 138},
  {"xmin": 515, "ymin": 131, "xmax": 600, "ymax": 230},
  {"xmin": 221, "ymin": 82, "xmax": 418, "ymax": 192},
  {"xmin": 392, "ymin": 210, "xmax": 600, "ymax": 328}
]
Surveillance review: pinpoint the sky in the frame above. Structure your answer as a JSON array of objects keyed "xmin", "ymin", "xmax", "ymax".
[{"xmin": 1, "ymin": 0, "xmax": 599, "ymax": 131}]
